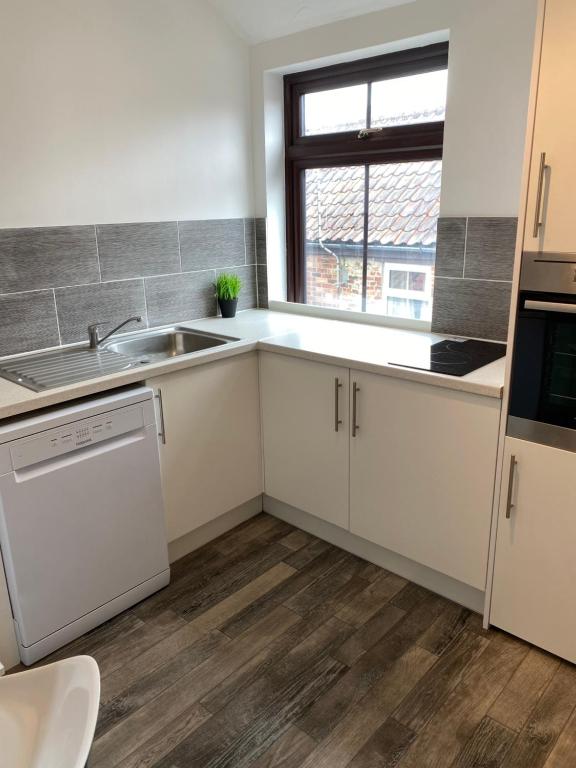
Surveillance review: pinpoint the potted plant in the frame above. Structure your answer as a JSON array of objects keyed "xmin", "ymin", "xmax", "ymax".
[{"xmin": 215, "ymin": 273, "xmax": 242, "ymax": 318}]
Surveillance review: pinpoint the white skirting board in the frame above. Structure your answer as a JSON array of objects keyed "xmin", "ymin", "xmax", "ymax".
[
  {"xmin": 264, "ymin": 495, "xmax": 485, "ymax": 615},
  {"xmin": 168, "ymin": 496, "xmax": 263, "ymax": 563}
]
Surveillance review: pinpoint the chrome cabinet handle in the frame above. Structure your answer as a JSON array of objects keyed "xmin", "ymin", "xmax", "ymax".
[
  {"xmin": 334, "ymin": 377, "xmax": 343, "ymax": 432},
  {"xmin": 155, "ymin": 389, "xmax": 166, "ymax": 445},
  {"xmin": 533, "ymin": 152, "xmax": 547, "ymax": 238},
  {"xmin": 352, "ymin": 382, "xmax": 360, "ymax": 437},
  {"xmin": 505, "ymin": 454, "xmax": 517, "ymax": 519}
]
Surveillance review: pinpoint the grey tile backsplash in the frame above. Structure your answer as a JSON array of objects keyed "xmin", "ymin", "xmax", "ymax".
[
  {"xmin": 255, "ymin": 219, "xmax": 268, "ymax": 309},
  {"xmin": 0, "ymin": 291, "xmax": 60, "ymax": 356},
  {"xmin": 434, "ymin": 218, "xmax": 466, "ymax": 278},
  {"xmin": 0, "ymin": 218, "xmax": 266, "ymax": 357},
  {"xmin": 179, "ymin": 219, "xmax": 246, "ymax": 271},
  {"xmin": 145, "ymin": 271, "xmax": 217, "ymax": 328},
  {"xmin": 55, "ymin": 280, "xmax": 147, "ymax": 344},
  {"xmin": 0, "ymin": 225, "xmax": 99, "ymax": 293},
  {"xmin": 96, "ymin": 221, "xmax": 180, "ymax": 281},
  {"xmin": 255, "ymin": 219, "xmax": 267, "ymax": 264},
  {"xmin": 432, "ymin": 216, "xmax": 517, "ymax": 341},
  {"xmin": 464, "ymin": 217, "xmax": 517, "ymax": 281},
  {"xmin": 432, "ymin": 279, "xmax": 513, "ymax": 342},
  {"xmin": 0, "ymin": 212, "xmax": 511, "ymax": 354},
  {"xmin": 244, "ymin": 218, "xmax": 256, "ymax": 267},
  {"xmin": 257, "ymin": 264, "xmax": 268, "ymax": 310}
]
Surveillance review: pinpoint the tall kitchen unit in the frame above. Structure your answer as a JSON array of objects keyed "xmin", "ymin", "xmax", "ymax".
[{"xmin": 489, "ymin": 0, "xmax": 576, "ymax": 663}]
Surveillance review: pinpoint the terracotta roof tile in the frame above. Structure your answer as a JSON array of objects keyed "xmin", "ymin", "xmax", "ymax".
[{"xmin": 305, "ymin": 159, "xmax": 441, "ymax": 248}]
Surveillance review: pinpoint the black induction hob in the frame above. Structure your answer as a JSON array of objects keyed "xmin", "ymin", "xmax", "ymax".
[{"xmin": 389, "ymin": 339, "xmax": 507, "ymax": 377}]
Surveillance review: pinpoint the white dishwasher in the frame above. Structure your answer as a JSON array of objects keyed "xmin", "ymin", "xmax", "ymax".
[{"xmin": 0, "ymin": 386, "xmax": 170, "ymax": 664}]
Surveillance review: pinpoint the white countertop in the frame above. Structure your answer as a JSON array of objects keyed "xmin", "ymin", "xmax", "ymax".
[{"xmin": 0, "ymin": 309, "xmax": 506, "ymax": 420}]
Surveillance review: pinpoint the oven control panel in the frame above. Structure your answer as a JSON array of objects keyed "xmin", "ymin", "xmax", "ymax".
[{"xmin": 10, "ymin": 405, "xmax": 146, "ymax": 470}]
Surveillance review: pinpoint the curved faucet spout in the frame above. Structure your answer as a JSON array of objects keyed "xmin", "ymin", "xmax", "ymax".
[{"xmin": 88, "ymin": 316, "xmax": 143, "ymax": 349}]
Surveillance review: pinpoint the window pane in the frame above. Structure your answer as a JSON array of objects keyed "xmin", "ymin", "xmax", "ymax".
[
  {"xmin": 303, "ymin": 161, "xmax": 441, "ymax": 319},
  {"xmin": 303, "ymin": 85, "xmax": 368, "ymax": 136},
  {"xmin": 371, "ymin": 69, "xmax": 448, "ymax": 128},
  {"xmin": 365, "ymin": 161, "xmax": 441, "ymax": 321},
  {"xmin": 304, "ymin": 165, "xmax": 365, "ymax": 311},
  {"xmin": 408, "ymin": 271, "xmax": 427, "ymax": 292},
  {"xmin": 389, "ymin": 270, "xmax": 408, "ymax": 290},
  {"xmin": 387, "ymin": 297, "xmax": 428, "ymax": 320}
]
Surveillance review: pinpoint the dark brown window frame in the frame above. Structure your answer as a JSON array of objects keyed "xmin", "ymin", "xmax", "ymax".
[{"xmin": 284, "ymin": 41, "xmax": 449, "ymax": 306}]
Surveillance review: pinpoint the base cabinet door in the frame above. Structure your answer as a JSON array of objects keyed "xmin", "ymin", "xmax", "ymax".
[
  {"xmin": 491, "ymin": 437, "xmax": 576, "ymax": 662},
  {"xmin": 349, "ymin": 370, "xmax": 500, "ymax": 589},
  {"xmin": 147, "ymin": 353, "xmax": 262, "ymax": 542},
  {"xmin": 260, "ymin": 352, "xmax": 349, "ymax": 529}
]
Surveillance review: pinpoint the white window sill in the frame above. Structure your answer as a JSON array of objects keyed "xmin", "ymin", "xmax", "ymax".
[{"xmin": 268, "ymin": 300, "xmax": 432, "ymax": 333}]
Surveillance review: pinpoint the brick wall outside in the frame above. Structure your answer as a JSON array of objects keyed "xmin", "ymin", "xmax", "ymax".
[{"xmin": 304, "ymin": 243, "xmax": 435, "ymax": 311}]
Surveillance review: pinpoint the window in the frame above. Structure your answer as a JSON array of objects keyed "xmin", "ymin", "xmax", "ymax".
[
  {"xmin": 284, "ymin": 43, "xmax": 448, "ymax": 322},
  {"xmin": 380, "ymin": 263, "xmax": 433, "ymax": 321}
]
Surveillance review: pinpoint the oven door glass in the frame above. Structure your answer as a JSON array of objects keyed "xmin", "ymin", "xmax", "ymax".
[{"xmin": 509, "ymin": 295, "xmax": 576, "ymax": 430}]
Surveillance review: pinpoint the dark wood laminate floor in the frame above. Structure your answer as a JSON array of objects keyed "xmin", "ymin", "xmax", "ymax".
[{"xmin": 24, "ymin": 513, "xmax": 576, "ymax": 768}]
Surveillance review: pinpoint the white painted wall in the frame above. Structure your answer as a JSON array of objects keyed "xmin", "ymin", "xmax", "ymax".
[
  {"xmin": 251, "ymin": 0, "xmax": 539, "ymax": 228},
  {"xmin": 0, "ymin": 0, "xmax": 253, "ymax": 228}
]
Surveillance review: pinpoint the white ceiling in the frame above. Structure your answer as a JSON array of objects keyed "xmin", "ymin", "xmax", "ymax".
[{"xmin": 206, "ymin": 0, "xmax": 418, "ymax": 44}]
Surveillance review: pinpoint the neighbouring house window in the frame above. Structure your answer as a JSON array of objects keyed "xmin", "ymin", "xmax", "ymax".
[
  {"xmin": 381, "ymin": 263, "xmax": 433, "ymax": 321},
  {"xmin": 284, "ymin": 43, "xmax": 448, "ymax": 321}
]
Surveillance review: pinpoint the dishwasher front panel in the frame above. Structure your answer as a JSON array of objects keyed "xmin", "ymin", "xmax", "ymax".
[{"xmin": 0, "ymin": 421, "xmax": 169, "ymax": 649}]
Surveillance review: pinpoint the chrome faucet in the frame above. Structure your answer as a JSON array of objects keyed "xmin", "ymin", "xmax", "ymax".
[{"xmin": 87, "ymin": 316, "xmax": 143, "ymax": 350}]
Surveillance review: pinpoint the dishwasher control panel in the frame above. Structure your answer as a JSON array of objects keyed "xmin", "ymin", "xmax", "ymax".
[{"xmin": 10, "ymin": 404, "xmax": 146, "ymax": 470}]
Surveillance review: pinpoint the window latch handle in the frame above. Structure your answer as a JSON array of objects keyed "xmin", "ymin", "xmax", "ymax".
[{"xmin": 358, "ymin": 127, "xmax": 383, "ymax": 140}]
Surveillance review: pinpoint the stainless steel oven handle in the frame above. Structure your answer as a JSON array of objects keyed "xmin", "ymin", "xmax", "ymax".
[
  {"xmin": 524, "ymin": 300, "xmax": 576, "ymax": 314},
  {"xmin": 532, "ymin": 151, "xmax": 547, "ymax": 238}
]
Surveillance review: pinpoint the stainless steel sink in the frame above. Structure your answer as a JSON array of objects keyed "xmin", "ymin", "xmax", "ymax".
[
  {"xmin": 0, "ymin": 347, "xmax": 140, "ymax": 392},
  {"xmin": 103, "ymin": 328, "xmax": 236, "ymax": 364},
  {"xmin": 0, "ymin": 327, "xmax": 239, "ymax": 392}
]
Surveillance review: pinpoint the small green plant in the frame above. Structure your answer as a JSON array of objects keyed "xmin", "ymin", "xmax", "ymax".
[{"xmin": 215, "ymin": 273, "xmax": 242, "ymax": 300}]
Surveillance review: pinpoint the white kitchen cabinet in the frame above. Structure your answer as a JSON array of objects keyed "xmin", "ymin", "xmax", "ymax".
[
  {"xmin": 491, "ymin": 437, "xmax": 576, "ymax": 662},
  {"xmin": 147, "ymin": 353, "xmax": 262, "ymax": 542},
  {"xmin": 349, "ymin": 371, "xmax": 501, "ymax": 589},
  {"xmin": 524, "ymin": 0, "xmax": 576, "ymax": 252},
  {"xmin": 260, "ymin": 352, "xmax": 350, "ymax": 529}
]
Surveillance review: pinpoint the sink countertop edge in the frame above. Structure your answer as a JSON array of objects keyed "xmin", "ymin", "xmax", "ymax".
[{"xmin": 0, "ymin": 310, "xmax": 505, "ymax": 421}]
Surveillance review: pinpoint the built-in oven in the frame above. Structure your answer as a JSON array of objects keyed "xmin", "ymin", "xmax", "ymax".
[{"xmin": 508, "ymin": 252, "xmax": 576, "ymax": 451}]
